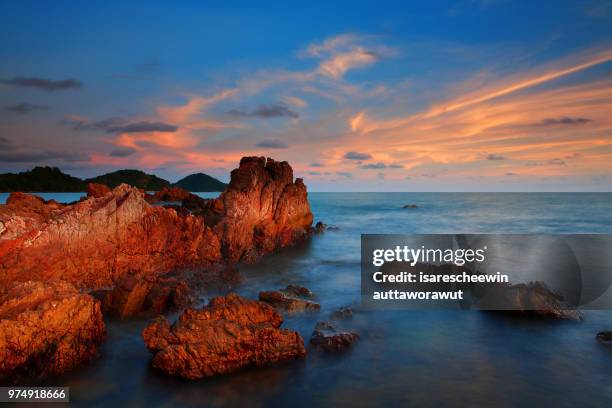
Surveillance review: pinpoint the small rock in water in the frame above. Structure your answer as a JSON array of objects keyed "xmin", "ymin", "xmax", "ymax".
[
  {"xmin": 310, "ymin": 321, "xmax": 359, "ymax": 352},
  {"xmin": 402, "ymin": 204, "xmax": 418, "ymax": 209},
  {"xmin": 314, "ymin": 221, "xmax": 327, "ymax": 233},
  {"xmin": 596, "ymin": 331, "xmax": 612, "ymax": 346},
  {"xmin": 331, "ymin": 306, "xmax": 353, "ymax": 320},
  {"xmin": 259, "ymin": 285, "xmax": 320, "ymax": 312}
]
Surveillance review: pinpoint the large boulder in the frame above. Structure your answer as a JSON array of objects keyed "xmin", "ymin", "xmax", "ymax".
[
  {"xmin": 204, "ymin": 157, "xmax": 313, "ymax": 262},
  {"xmin": 310, "ymin": 321, "xmax": 359, "ymax": 352},
  {"xmin": 0, "ymin": 281, "xmax": 106, "ymax": 383},
  {"xmin": 142, "ymin": 293, "xmax": 306, "ymax": 379}
]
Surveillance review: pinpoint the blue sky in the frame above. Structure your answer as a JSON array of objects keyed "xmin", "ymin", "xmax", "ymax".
[{"xmin": 1, "ymin": 0, "xmax": 611, "ymax": 191}]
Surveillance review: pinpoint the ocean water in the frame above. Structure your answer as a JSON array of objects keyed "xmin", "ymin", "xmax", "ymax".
[{"xmin": 3, "ymin": 192, "xmax": 612, "ymax": 407}]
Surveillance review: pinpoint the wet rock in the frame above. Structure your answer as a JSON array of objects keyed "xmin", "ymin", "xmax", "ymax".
[
  {"xmin": 142, "ymin": 293, "xmax": 306, "ymax": 379},
  {"xmin": 259, "ymin": 285, "xmax": 320, "ymax": 312},
  {"xmin": 331, "ymin": 307, "xmax": 353, "ymax": 320},
  {"xmin": 596, "ymin": 331, "xmax": 612, "ymax": 347},
  {"xmin": 477, "ymin": 281, "xmax": 583, "ymax": 320},
  {"xmin": 402, "ymin": 204, "xmax": 418, "ymax": 209},
  {"xmin": 86, "ymin": 183, "xmax": 111, "ymax": 198},
  {"xmin": 0, "ymin": 281, "xmax": 106, "ymax": 383},
  {"xmin": 310, "ymin": 321, "xmax": 359, "ymax": 352},
  {"xmin": 314, "ymin": 221, "xmax": 327, "ymax": 233}
]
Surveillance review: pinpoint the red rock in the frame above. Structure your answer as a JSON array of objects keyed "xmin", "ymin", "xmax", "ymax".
[
  {"xmin": 205, "ymin": 157, "xmax": 313, "ymax": 262},
  {"xmin": 0, "ymin": 157, "xmax": 312, "ymax": 292},
  {"xmin": 86, "ymin": 182, "xmax": 111, "ymax": 198},
  {"xmin": 142, "ymin": 293, "xmax": 306, "ymax": 379},
  {"xmin": 145, "ymin": 186, "xmax": 192, "ymax": 203},
  {"xmin": 0, "ymin": 281, "xmax": 106, "ymax": 383}
]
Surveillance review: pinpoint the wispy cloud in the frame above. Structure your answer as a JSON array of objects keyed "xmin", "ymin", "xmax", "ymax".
[
  {"xmin": 255, "ymin": 139, "xmax": 288, "ymax": 148},
  {"xmin": 0, "ymin": 76, "xmax": 83, "ymax": 91},
  {"xmin": 228, "ymin": 104, "xmax": 299, "ymax": 119},
  {"xmin": 4, "ymin": 103, "xmax": 48, "ymax": 114}
]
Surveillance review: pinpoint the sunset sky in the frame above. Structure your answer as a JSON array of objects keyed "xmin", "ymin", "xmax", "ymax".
[{"xmin": 1, "ymin": 0, "xmax": 611, "ymax": 191}]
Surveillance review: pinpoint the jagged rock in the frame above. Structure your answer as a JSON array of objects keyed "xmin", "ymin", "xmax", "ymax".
[
  {"xmin": 477, "ymin": 281, "xmax": 583, "ymax": 320},
  {"xmin": 402, "ymin": 204, "xmax": 418, "ymax": 209},
  {"xmin": 259, "ymin": 285, "xmax": 320, "ymax": 312},
  {"xmin": 0, "ymin": 281, "xmax": 106, "ymax": 383},
  {"xmin": 145, "ymin": 186, "xmax": 192, "ymax": 203},
  {"xmin": 596, "ymin": 331, "xmax": 612, "ymax": 347},
  {"xmin": 204, "ymin": 157, "xmax": 313, "ymax": 263},
  {"xmin": 142, "ymin": 293, "xmax": 306, "ymax": 379},
  {"xmin": 331, "ymin": 307, "xmax": 353, "ymax": 320},
  {"xmin": 86, "ymin": 183, "xmax": 111, "ymax": 198},
  {"xmin": 310, "ymin": 321, "xmax": 359, "ymax": 352},
  {"xmin": 0, "ymin": 157, "xmax": 312, "ymax": 292}
]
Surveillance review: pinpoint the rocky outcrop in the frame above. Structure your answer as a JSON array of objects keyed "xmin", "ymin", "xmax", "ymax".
[
  {"xmin": 476, "ymin": 281, "xmax": 583, "ymax": 320},
  {"xmin": 145, "ymin": 186, "xmax": 192, "ymax": 203},
  {"xmin": 86, "ymin": 182, "xmax": 111, "ymax": 198},
  {"xmin": 203, "ymin": 157, "xmax": 313, "ymax": 263},
  {"xmin": 310, "ymin": 321, "xmax": 359, "ymax": 352},
  {"xmin": 259, "ymin": 285, "xmax": 320, "ymax": 313},
  {"xmin": 331, "ymin": 306, "xmax": 353, "ymax": 320},
  {"xmin": 0, "ymin": 157, "xmax": 312, "ymax": 292},
  {"xmin": 0, "ymin": 184, "xmax": 221, "ymax": 291},
  {"xmin": 0, "ymin": 281, "xmax": 106, "ymax": 383},
  {"xmin": 142, "ymin": 293, "xmax": 306, "ymax": 379}
]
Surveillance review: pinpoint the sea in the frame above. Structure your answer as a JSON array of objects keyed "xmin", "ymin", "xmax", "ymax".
[{"xmin": 2, "ymin": 192, "xmax": 612, "ymax": 407}]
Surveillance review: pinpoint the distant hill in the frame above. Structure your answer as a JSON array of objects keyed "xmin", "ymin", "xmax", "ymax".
[
  {"xmin": 0, "ymin": 166, "xmax": 86, "ymax": 192},
  {"xmin": 174, "ymin": 173, "xmax": 227, "ymax": 192},
  {"xmin": 86, "ymin": 169, "xmax": 170, "ymax": 190},
  {"xmin": 0, "ymin": 167, "xmax": 227, "ymax": 192}
]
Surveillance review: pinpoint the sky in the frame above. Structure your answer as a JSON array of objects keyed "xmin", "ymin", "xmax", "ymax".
[{"xmin": 1, "ymin": 0, "xmax": 611, "ymax": 191}]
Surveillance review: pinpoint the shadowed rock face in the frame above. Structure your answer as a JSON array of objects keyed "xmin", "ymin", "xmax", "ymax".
[
  {"xmin": 0, "ymin": 281, "xmax": 106, "ymax": 383},
  {"xmin": 142, "ymin": 293, "xmax": 306, "ymax": 379},
  {"xmin": 0, "ymin": 157, "xmax": 313, "ymax": 292}
]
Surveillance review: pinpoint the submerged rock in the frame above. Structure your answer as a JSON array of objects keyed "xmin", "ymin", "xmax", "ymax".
[
  {"xmin": 402, "ymin": 204, "xmax": 418, "ymax": 209},
  {"xmin": 0, "ymin": 281, "xmax": 106, "ymax": 383},
  {"xmin": 259, "ymin": 285, "xmax": 320, "ymax": 312},
  {"xmin": 596, "ymin": 331, "xmax": 612, "ymax": 347},
  {"xmin": 477, "ymin": 281, "xmax": 583, "ymax": 320},
  {"xmin": 331, "ymin": 306, "xmax": 354, "ymax": 320},
  {"xmin": 314, "ymin": 221, "xmax": 327, "ymax": 233},
  {"xmin": 310, "ymin": 321, "xmax": 359, "ymax": 352},
  {"xmin": 142, "ymin": 293, "xmax": 306, "ymax": 379}
]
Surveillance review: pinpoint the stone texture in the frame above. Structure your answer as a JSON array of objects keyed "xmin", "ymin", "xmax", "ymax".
[
  {"xmin": 0, "ymin": 281, "xmax": 106, "ymax": 383},
  {"xmin": 310, "ymin": 321, "xmax": 359, "ymax": 352},
  {"xmin": 142, "ymin": 293, "xmax": 306, "ymax": 379}
]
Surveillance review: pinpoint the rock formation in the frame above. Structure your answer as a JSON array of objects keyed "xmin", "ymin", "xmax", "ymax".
[
  {"xmin": 310, "ymin": 321, "xmax": 359, "ymax": 352},
  {"xmin": 0, "ymin": 281, "xmax": 106, "ymax": 383},
  {"xmin": 259, "ymin": 285, "xmax": 320, "ymax": 312},
  {"xmin": 0, "ymin": 157, "xmax": 313, "ymax": 292},
  {"xmin": 596, "ymin": 331, "xmax": 612, "ymax": 347},
  {"xmin": 142, "ymin": 293, "xmax": 306, "ymax": 379}
]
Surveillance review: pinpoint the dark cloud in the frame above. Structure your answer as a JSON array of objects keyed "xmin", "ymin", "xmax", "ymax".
[
  {"xmin": 344, "ymin": 151, "xmax": 372, "ymax": 160},
  {"xmin": 389, "ymin": 163, "xmax": 404, "ymax": 168},
  {"xmin": 135, "ymin": 57, "xmax": 161, "ymax": 73},
  {"xmin": 309, "ymin": 162, "xmax": 324, "ymax": 167},
  {"xmin": 564, "ymin": 153, "xmax": 581, "ymax": 159},
  {"xmin": 228, "ymin": 104, "xmax": 299, "ymax": 119},
  {"xmin": 336, "ymin": 171, "xmax": 352, "ymax": 178},
  {"xmin": 110, "ymin": 147, "xmax": 137, "ymax": 157},
  {"xmin": 308, "ymin": 171, "xmax": 321, "ymax": 176},
  {"xmin": 486, "ymin": 154, "xmax": 506, "ymax": 161},
  {"xmin": 0, "ymin": 150, "xmax": 90, "ymax": 163},
  {"xmin": 548, "ymin": 158, "xmax": 566, "ymax": 166},
  {"xmin": 255, "ymin": 139, "xmax": 288, "ymax": 149},
  {"xmin": 361, "ymin": 162, "xmax": 387, "ymax": 169},
  {"xmin": 62, "ymin": 116, "xmax": 178, "ymax": 133},
  {"xmin": 532, "ymin": 116, "xmax": 592, "ymax": 126},
  {"xmin": 4, "ymin": 103, "xmax": 48, "ymax": 114},
  {"xmin": 505, "ymin": 172, "xmax": 517, "ymax": 176},
  {"xmin": 0, "ymin": 77, "xmax": 83, "ymax": 91}
]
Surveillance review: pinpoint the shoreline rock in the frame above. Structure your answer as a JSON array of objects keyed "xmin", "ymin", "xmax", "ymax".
[
  {"xmin": 596, "ymin": 331, "xmax": 612, "ymax": 347},
  {"xmin": 310, "ymin": 321, "xmax": 359, "ymax": 352},
  {"xmin": 0, "ymin": 281, "xmax": 106, "ymax": 383},
  {"xmin": 259, "ymin": 285, "xmax": 320, "ymax": 313},
  {"xmin": 142, "ymin": 293, "xmax": 306, "ymax": 379}
]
